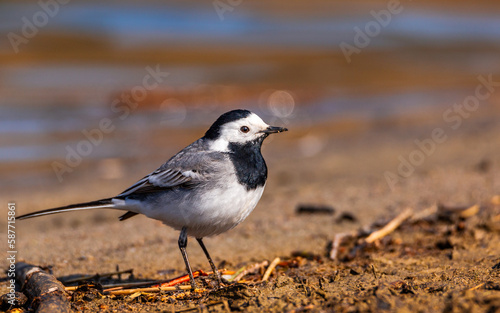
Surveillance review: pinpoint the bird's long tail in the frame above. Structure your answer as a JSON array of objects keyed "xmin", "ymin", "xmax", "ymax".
[{"xmin": 17, "ymin": 198, "xmax": 116, "ymax": 220}]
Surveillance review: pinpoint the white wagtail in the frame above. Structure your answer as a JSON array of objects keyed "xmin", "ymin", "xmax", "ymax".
[{"xmin": 18, "ymin": 109, "xmax": 287, "ymax": 289}]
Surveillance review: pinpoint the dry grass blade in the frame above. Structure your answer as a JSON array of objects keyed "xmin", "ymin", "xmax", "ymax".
[
  {"xmin": 466, "ymin": 282, "xmax": 485, "ymax": 291},
  {"xmin": 409, "ymin": 204, "xmax": 438, "ymax": 223},
  {"xmin": 128, "ymin": 291, "xmax": 142, "ymax": 299},
  {"xmin": 365, "ymin": 208, "xmax": 413, "ymax": 244},
  {"xmin": 66, "ymin": 286, "xmax": 82, "ymax": 292},
  {"xmin": 262, "ymin": 257, "xmax": 281, "ymax": 282},
  {"xmin": 105, "ymin": 285, "xmax": 192, "ymax": 295}
]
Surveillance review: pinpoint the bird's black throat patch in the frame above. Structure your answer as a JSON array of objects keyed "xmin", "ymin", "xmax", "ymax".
[{"xmin": 228, "ymin": 139, "xmax": 267, "ymax": 190}]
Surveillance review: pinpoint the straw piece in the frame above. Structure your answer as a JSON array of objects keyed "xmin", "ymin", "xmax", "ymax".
[
  {"xmin": 365, "ymin": 208, "xmax": 413, "ymax": 244},
  {"xmin": 230, "ymin": 261, "xmax": 269, "ymax": 282},
  {"xmin": 106, "ymin": 285, "xmax": 192, "ymax": 296},
  {"xmin": 262, "ymin": 257, "xmax": 281, "ymax": 282}
]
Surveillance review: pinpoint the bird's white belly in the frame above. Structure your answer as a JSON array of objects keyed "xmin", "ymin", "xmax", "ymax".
[
  {"xmin": 129, "ymin": 183, "xmax": 265, "ymax": 238},
  {"xmin": 188, "ymin": 184, "xmax": 265, "ymax": 237}
]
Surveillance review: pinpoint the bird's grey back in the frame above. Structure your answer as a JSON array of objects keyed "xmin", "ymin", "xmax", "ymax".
[{"xmin": 159, "ymin": 138, "xmax": 233, "ymax": 185}]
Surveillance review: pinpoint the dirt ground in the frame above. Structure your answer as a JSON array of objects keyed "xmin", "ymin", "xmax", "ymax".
[{"xmin": 1, "ymin": 104, "xmax": 500, "ymax": 312}]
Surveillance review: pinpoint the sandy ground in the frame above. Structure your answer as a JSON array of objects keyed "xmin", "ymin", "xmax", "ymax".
[
  {"xmin": 1, "ymin": 103, "xmax": 500, "ymax": 312},
  {"xmin": 1, "ymin": 1, "xmax": 500, "ymax": 311}
]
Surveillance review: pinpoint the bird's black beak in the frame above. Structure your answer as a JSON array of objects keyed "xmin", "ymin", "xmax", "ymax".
[{"xmin": 260, "ymin": 126, "xmax": 288, "ymax": 134}]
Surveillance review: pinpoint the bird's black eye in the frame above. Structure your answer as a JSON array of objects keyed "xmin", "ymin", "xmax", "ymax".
[{"xmin": 240, "ymin": 126, "xmax": 250, "ymax": 133}]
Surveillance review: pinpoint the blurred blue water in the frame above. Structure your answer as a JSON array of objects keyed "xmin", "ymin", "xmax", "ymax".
[
  {"xmin": 1, "ymin": 3, "xmax": 500, "ymax": 48},
  {"xmin": 1, "ymin": 2, "xmax": 500, "ymax": 163}
]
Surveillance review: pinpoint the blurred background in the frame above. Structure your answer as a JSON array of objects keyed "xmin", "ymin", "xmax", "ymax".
[{"xmin": 1, "ymin": 1, "xmax": 500, "ymax": 243}]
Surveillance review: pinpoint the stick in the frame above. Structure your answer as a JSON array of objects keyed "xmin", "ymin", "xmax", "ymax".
[
  {"xmin": 65, "ymin": 280, "xmax": 159, "ymax": 292},
  {"xmin": 15, "ymin": 262, "xmax": 71, "ymax": 313},
  {"xmin": 230, "ymin": 261, "xmax": 269, "ymax": 282},
  {"xmin": 262, "ymin": 257, "xmax": 281, "ymax": 282},
  {"xmin": 105, "ymin": 285, "xmax": 193, "ymax": 295},
  {"xmin": 329, "ymin": 232, "xmax": 353, "ymax": 260},
  {"xmin": 409, "ymin": 204, "xmax": 438, "ymax": 223},
  {"xmin": 156, "ymin": 270, "xmax": 208, "ymax": 287},
  {"xmin": 370, "ymin": 264, "xmax": 377, "ymax": 279},
  {"xmin": 153, "ymin": 269, "xmax": 232, "ymax": 288},
  {"xmin": 438, "ymin": 204, "xmax": 480, "ymax": 219},
  {"xmin": 66, "ymin": 270, "xmax": 237, "ymax": 292},
  {"xmin": 365, "ymin": 208, "xmax": 413, "ymax": 244},
  {"xmin": 458, "ymin": 204, "xmax": 480, "ymax": 219},
  {"xmin": 60, "ymin": 269, "xmax": 133, "ymax": 284}
]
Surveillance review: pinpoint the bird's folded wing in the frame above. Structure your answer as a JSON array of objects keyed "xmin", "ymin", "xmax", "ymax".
[{"xmin": 117, "ymin": 168, "xmax": 198, "ymax": 197}]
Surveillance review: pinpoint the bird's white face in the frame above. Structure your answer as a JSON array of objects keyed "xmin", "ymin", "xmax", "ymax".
[{"xmin": 208, "ymin": 113, "xmax": 271, "ymax": 152}]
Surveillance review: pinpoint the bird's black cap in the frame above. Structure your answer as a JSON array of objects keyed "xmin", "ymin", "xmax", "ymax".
[{"xmin": 204, "ymin": 109, "xmax": 252, "ymax": 140}]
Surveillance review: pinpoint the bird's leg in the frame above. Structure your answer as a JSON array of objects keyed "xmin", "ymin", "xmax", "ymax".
[
  {"xmin": 178, "ymin": 227, "xmax": 197, "ymax": 289},
  {"xmin": 196, "ymin": 238, "xmax": 223, "ymax": 288}
]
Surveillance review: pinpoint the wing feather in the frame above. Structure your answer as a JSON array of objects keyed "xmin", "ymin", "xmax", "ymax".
[
  {"xmin": 117, "ymin": 140, "xmax": 226, "ymax": 198},
  {"xmin": 117, "ymin": 169, "xmax": 194, "ymax": 197}
]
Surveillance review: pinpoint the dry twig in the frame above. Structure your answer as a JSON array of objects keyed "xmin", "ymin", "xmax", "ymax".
[
  {"xmin": 329, "ymin": 232, "xmax": 353, "ymax": 260},
  {"xmin": 229, "ymin": 261, "xmax": 269, "ymax": 282},
  {"xmin": 60, "ymin": 269, "xmax": 133, "ymax": 284},
  {"xmin": 409, "ymin": 204, "xmax": 438, "ymax": 223},
  {"xmin": 459, "ymin": 204, "xmax": 480, "ymax": 218},
  {"xmin": 466, "ymin": 282, "xmax": 485, "ymax": 291},
  {"xmin": 105, "ymin": 285, "xmax": 193, "ymax": 295},
  {"xmin": 365, "ymin": 208, "xmax": 414, "ymax": 244},
  {"xmin": 438, "ymin": 203, "xmax": 480, "ymax": 219},
  {"xmin": 262, "ymin": 257, "xmax": 281, "ymax": 282}
]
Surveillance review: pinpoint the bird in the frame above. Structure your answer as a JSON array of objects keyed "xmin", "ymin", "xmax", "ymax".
[{"xmin": 18, "ymin": 109, "xmax": 288, "ymax": 289}]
